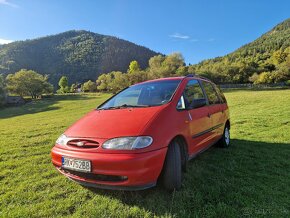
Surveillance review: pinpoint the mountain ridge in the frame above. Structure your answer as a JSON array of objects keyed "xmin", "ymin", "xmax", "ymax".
[
  {"xmin": 0, "ymin": 30, "xmax": 159, "ymax": 86},
  {"xmin": 192, "ymin": 18, "xmax": 290, "ymax": 83}
]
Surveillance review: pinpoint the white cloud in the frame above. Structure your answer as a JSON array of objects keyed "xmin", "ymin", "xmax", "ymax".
[
  {"xmin": 0, "ymin": 0, "xmax": 18, "ymax": 7},
  {"xmin": 207, "ymin": 38, "xmax": 215, "ymax": 42},
  {"xmin": 169, "ymin": 33, "xmax": 215, "ymax": 43},
  {"xmin": 169, "ymin": 33, "xmax": 190, "ymax": 39},
  {"xmin": 0, "ymin": 38, "xmax": 13, "ymax": 44}
]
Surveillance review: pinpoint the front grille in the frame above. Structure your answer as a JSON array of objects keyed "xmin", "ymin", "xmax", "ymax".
[
  {"xmin": 62, "ymin": 169, "xmax": 128, "ymax": 182},
  {"xmin": 67, "ymin": 139, "xmax": 99, "ymax": 148}
]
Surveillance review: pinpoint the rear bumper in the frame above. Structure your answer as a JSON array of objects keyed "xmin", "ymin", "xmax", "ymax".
[{"xmin": 51, "ymin": 146, "xmax": 167, "ymax": 190}]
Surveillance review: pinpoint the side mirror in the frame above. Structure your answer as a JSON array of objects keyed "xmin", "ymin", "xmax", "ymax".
[
  {"xmin": 191, "ymin": 98, "xmax": 207, "ymax": 109},
  {"xmin": 176, "ymin": 96, "xmax": 186, "ymax": 110}
]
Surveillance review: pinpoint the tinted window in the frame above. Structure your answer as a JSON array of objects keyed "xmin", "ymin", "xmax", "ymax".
[
  {"xmin": 213, "ymin": 85, "xmax": 227, "ymax": 103},
  {"xmin": 99, "ymin": 80, "xmax": 181, "ymax": 109},
  {"xmin": 183, "ymin": 80, "xmax": 205, "ymax": 108},
  {"xmin": 202, "ymin": 81, "xmax": 220, "ymax": 105}
]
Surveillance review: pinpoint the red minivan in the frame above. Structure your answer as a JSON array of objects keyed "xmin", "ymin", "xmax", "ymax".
[{"xmin": 51, "ymin": 75, "xmax": 230, "ymax": 191}]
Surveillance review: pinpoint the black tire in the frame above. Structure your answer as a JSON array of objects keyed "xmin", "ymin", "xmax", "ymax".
[
  {"xmin": 162, "ymin": 140, "xmax": 182, "ymax": 191},
  {"xmin": 218, "ymin": 124, "xmax": 230, "ymax": 148}
]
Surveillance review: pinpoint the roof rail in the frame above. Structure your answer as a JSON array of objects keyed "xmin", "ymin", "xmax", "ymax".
[
  {"xmin": 185, "ymin": 74, "xmax": 212, "ymax": 82},
  {"xmin": 196, "ymin": 75, "xmax": 211, "ymax": 81}
]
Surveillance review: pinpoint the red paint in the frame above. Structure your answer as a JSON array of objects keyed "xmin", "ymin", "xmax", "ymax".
[{"xmin": 51, "ymin": 76, "xmax": 230, "ymax": 190}]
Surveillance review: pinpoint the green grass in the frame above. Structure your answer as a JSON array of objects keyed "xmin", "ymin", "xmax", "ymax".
[{"xmin": 0, "ymin": 90, "xmax": 290, "ymax": 217}]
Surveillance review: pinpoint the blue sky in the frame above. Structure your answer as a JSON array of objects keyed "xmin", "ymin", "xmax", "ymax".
[{"xmin": 0, "ymin": 0, "xmax": 289, "ymax": 64}]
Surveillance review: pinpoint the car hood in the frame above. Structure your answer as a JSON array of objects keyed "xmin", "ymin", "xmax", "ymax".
[{"xmin": 64, "ymin": 106, "xmax": 164, "ymax": 139}]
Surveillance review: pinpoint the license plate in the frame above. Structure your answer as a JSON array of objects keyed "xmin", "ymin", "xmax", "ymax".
[{"xmin": 62, "ymin": 157, "xmax": 91, "ymax": 173}]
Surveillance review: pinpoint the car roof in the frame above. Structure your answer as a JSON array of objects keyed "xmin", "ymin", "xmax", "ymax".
[{"xmin": 136, "ymin": 75, "xmax": 212, "ymax": 85}]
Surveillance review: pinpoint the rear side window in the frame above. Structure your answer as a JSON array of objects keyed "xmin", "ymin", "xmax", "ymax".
[
  {"xmin": 202, "ymin": 81, "xmax": 220, "ymax": 105},
  {"xmin": 213, "ymin": 84, "xmax": 227, "ymax": 103},
  {"xmin": 183, "ymin": 80, "xmax": 205, "ymax": 108}
]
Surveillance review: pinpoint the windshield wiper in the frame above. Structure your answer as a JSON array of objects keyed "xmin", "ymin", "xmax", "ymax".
[
  {"xmin": 120, "ymin": 104, "xmax": 151, "ymax": 108},
  {"xmin": 98, "ymin": 104, "xmax": 151, "ymax": 110}
]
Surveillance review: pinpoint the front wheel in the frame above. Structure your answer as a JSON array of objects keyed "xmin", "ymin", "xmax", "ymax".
[
  {"xmin": 162, "ymin": 140, "xmax": 182, "ymax": 191},
  {"xmin": 218, "ymin": 125, "xmax": 230, "ymax": 148}
]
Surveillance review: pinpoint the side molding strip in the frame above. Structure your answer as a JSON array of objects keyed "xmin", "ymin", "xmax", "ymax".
[{"xmin": 192, "ymin": 123, "xmax": 223, "ymax": 139}]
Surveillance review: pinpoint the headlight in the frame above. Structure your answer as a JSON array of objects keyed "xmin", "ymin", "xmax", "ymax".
[
  {"xmin": 102, "ymin": 136, "xmax": 153, "ymax": 150},
  {"xmin": 56, "ymin": 134, "xmax": 68, "ymax": 146}
]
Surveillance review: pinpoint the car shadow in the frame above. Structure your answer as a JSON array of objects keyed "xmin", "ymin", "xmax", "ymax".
[
  {"xmin": 86, "ymin": 139, "xmax": 290, "ymax": 217},
  {"xmin": 0, "ymin": 95, "xmax": 92, "ymax": 119}
]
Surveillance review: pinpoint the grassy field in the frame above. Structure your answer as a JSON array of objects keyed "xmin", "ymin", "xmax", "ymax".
[{"xmin": 0, "ymin": 90, "xmax": 290, "ymax": 217}]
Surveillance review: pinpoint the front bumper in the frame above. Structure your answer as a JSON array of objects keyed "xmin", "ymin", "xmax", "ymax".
[{"xmin": 51, "ymin": 146, "xmax": 167, "ymax": 190}]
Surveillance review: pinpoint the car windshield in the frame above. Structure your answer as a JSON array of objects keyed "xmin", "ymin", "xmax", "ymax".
[{"xmin": 98, "ymin": 80, "xmax": 181, "ymax": 109}]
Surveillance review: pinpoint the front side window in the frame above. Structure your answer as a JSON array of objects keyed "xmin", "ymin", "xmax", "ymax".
[
  {"xmin": 177, "ymin": 79, "xmax": 205, "ymax": 110},
  {"xmin": 98, "ymin": 80, "xmax": 181, "ymax": 109},
  {"xmin": 202, "ymin": 81, "xmax": 220, "ymax": 105}
]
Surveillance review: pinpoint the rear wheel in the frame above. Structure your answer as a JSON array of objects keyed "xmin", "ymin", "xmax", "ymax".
[
  {"xmin": 162, "ymin": 140, "xmax": 182, "ymax": 191},
  {"xmin": 218, "ymin": 124, "xmax": 230, "ymax": 148}
]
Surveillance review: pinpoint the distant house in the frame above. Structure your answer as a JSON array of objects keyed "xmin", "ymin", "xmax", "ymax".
[{"xmin": 5, "ymin": 96, "xmax": 25, "ymax": 105}]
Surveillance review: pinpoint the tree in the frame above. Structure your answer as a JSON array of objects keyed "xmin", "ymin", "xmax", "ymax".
[
  {"xmin": 254, "ymin": 72, "xmax": 272, "ymax": 84},
  {"xmin": 270, "ymin": 64, "xmax": 290, "ymax": 83},
  {"xmin": 148, "ymin": 53, "xmax": 185, "ymax": 78},
  {"xmin": 83, "ymin": 80, "xmax": 97, "ymax": 92},
  {"xmin": 128, "ymin": 70, "xmax": 148, "ymax": 85},
  {"xmin": 96, "ymin": 73, "xmax": 113, "ymax": 92},
  {"xmin": 0, "ymin": 74, "xmax": 6, "ymax": 106},
  {"xmin": 6, "ymin": 69, "xmax": 53, "ymax": 98},
  {"xmin": 58, "ymin": 76, "xmax": 69, "ymax": 93},
  {"xmin": 127, "ymin": 60, "xmax": 147, "ymax": 85},
  {"xmin": 70, "ymin": 83, "xmax": 77, "ymax": 93},
  {"xmin": 176, "ymin": 66, "xmax": 188, "ymax": 76},
  {"xmin": 187, "ymin": 65, "xmax": 196, "ymax": 75},
  {"xmin": 148, "ymin": 55, "xmax": 166, "ymax": 79},
  {"xmin": 108, "ymin": 71, "xmax": 130, "ymax": 93},
  {"xmin": 272, "ymin": 49, "xmax": 287, "ymax": 65},
  {"xmin": 162, "ymin": 53, "xmax": 185, "ymax": 77},
  {"xmin": 249, "ymin": 73, "xmax": 259, "ymax": 83},
  {"xmin": 128, "ymin": 60, "xmax": 141, "ymax": 74}
]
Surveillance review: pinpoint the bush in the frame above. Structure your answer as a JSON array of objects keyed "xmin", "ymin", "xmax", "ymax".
[
  {"xmin": 82, "ymin": 80, "xmax": 97, "ymax": 92},
  {"xmin": 56, "ymin": 86, "xmax": 70, "ymax": 94}
]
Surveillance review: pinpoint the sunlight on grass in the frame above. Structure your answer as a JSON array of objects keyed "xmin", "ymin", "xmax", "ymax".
[{"xmin": 0, "ymin": 90, "xmax": 290, "ymax": 217}]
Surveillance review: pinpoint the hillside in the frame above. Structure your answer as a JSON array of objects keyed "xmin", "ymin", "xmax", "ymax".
[
  {"xmin": 191, "ymin": 18, "xmax": 290, "ymax": 83},
  {"xmin": 0, "ymin": 30, "xmax": 159, "ymax": 86},
  {"xmin": 1, "ymin": 19, "xmax": 289, "ymax": 87}
]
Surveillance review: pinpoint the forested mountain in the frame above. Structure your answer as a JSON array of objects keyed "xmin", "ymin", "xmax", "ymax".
[
  {"xmin": 1, "ymin": 18, "xmax": 289, "ymax": 88},
  {"xmin": 0, "ymin": 30, "xmax": 159, "ymax": 86},
  {"xmin": 190, "ymin": 18, "xmax": 290, "ymax": 83}
]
